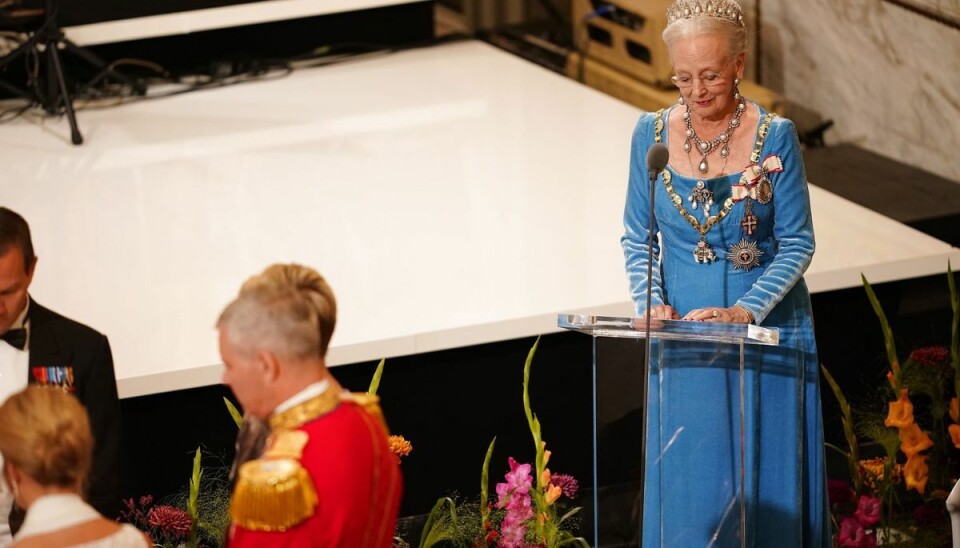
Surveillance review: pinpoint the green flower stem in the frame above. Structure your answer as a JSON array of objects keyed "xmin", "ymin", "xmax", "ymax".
[
  {"xmin": 863, "ymin": 274, "xmax": 901, "ymax": 393},
  {"xmin": 948, "ymin": 262, "xmax": 960, "ymax": 400},
  {"xmin": 479, "ymin": 437, "xmax": 496, "ymax": 534},
  {"xmin": 821, "ymin": 365, "xmax": 862, "ymax": 493},
  {"xmin": 187, "ymin": 447, "xmax": 202, "ymax": 548}
]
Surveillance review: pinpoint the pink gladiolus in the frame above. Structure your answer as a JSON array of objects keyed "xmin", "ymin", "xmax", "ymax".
[
  {"xmin": 854, "ymin": 495, "xmax": 881, "ymax": 527},
  {"xmin": 496, "ymin": 458, "xmax": 535, "ymax": 548},
  {"xmin": 837, "ymin": 516, "xmax": 876, "ymax": 548}
]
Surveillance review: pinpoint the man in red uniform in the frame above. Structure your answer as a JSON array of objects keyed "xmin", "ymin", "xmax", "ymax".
[{"xmin": 218, "ymin": 264, "xmax": 402, "ymax": 547}]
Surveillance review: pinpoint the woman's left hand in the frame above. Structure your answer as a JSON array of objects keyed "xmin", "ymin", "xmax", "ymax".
[{"xmin": 683, "ymin": 306, "xmax": 753, "ymax": 323}]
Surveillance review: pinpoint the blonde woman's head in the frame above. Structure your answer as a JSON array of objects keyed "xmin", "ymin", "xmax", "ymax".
[{"xmin": 0, "ymin": 386, "xmax": 93, "ymax": 490}]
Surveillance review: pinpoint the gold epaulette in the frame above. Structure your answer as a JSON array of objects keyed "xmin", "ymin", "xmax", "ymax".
[
  {"xmin": 230, "ymin": 431, "xmax": 318, "ymax": 532},
  {"xmin": 341, "ymin": 392, "xmax": 390, "ymax": 434}
]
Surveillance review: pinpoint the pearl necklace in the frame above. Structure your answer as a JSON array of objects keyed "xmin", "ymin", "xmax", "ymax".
[{"xmin": 683, "ymin": 96, "xmax": 746, "ymax": 174}]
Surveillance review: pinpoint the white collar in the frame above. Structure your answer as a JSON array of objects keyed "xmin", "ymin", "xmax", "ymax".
[
  {"xmin": 15, "ymin": 493, "xmax": 100, "ymax": 540},
  {"xmin": 272, "ymin": 379, "xmax": 331, "ymax": 415},
  {"xmin": 11, "ymin": 296, "xmax": 29, "ymax": 330}
]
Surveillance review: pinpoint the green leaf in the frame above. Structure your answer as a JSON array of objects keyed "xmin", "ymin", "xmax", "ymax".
[
  {"xmin": 557, "ymin": 537, "xmax": 592, "ymax": 547},
  {"xmin": 367, "ymin": 359, "xmax": 386, "ymax": 396},
  {"xmin": 862, "ymin": 274, "xmax": 900, "ymax": 391},
  {"xmin": 418, "ymin": 497, "xmax": 458, "ymax": 548},
  {"xmin": 948, "ymin": 261, "xmax": 960, "ymax": 399},
  {"xmin": 820, "ymin": 364, "xmax": 861, "ymax": 493},
  {"xmin": 479, "ymin": 437, "xmax": 496, "ymax": 526},
  {"xmin": 558, "ymin": 505, "xmax": 583, "ymax": 525},
  {"xmin": 824, "ymin": 442, "xmax": 850, "ymax": 457},
  {"xmin": 223, "ymin": 397, "xmax": 243, "ymax": 429}
]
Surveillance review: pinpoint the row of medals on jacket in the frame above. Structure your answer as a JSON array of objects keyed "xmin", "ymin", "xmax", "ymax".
[{"xmin": 683, "ymin": 97, "xmax": 768, "ymax": 271}]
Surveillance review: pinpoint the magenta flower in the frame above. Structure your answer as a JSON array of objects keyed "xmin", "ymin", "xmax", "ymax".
[
  {"xmin": 147, "ymin": 505, "xmax": 192, "ymax": 539},
  {"xmin": 908, "ymin": 346, "xmax": 949, "ymax": 366},
  {"xmin": 550, "ymin": 473, "xmax": 580, "ymax": 500},
  {"xmin": 496, "ymin": 458, "xmax": 535, "ymax": 548},
  {"xmin": 854, "ymin": 495, "xmax": 881, "ymax": 527},
  {"xmin": 837, "ymin": 516, "xmax": 876, "ymax": 548},
  {"xmin": 827, "ymin": 479, "xmax": 854, "ymax": 506}
]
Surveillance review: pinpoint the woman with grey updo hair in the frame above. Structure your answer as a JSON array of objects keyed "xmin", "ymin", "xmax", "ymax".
[
  {"xmin": 621, "ymin": 0, "xmax": 828, "ymax": 546},
  {"xmin": 661, "ymin": 7, "xmax": 747, "ymax": 59}
]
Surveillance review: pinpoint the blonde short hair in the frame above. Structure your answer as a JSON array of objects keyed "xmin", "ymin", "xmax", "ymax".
[
  {"xmin": 218, "ymin": 263, "xmax": 337, "ymax": 360},
  {"xmin": 0, "ymin": 386, "xmax": 92, "ymax": 488}
]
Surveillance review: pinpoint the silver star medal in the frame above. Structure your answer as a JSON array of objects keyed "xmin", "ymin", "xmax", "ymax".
[{"xmin": 728, "ymin": 239, "xmax": 763, "ymax": 271}]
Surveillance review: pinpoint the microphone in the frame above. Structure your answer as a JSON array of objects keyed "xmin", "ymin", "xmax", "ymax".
[
  {"xmin": 641, "ymin": 142, "xmax": 669, "ymax": 322},
  {"xmin": 638, "ymin": 142, "xmax": 668, "ymax": 537},
  {"xmin": 646, "ymin": 143, "xmax": 669, "ymax": 182}
]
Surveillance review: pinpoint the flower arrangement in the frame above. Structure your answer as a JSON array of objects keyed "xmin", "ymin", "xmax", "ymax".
[
  {"xmin": 822, "ymin": 264, "xmax": 959, "ymax": 547},
  {"xmin": 414, "ymin": 338, "xmax": 589, "ymax": 548},
  {"xmin": 118, "ymin": 448, "xmax": 231, "ymax": 548}
]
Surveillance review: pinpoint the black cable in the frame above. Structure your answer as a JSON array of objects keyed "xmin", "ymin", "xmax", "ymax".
[
  {"xmin": 6, "ymin": 32, "xmax": 471, "ymax": 119},
  {"xmin": 0, "ymin": 102, "xmax": 30, "ymax": 121}
]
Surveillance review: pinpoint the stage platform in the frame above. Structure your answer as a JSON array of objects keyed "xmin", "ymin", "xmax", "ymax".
[{"xmin": 1, "ymin": 40, "xmax": 958, "ymax": 399}]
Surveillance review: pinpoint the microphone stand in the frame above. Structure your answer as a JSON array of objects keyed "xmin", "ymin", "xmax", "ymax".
[{"xmin": 637, "ymin": 162, "xmax": 658, "ymax": 543}]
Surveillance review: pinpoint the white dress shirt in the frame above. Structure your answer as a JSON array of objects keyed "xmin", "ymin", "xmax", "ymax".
[{"xmin": 0, "ymin": 299, "xmax": 31, "ymax": 547}]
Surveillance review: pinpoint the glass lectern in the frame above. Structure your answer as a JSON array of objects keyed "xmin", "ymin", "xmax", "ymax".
[{"xmin": 558, "ymin": 314, "xmax": 779, "ymax": 548}]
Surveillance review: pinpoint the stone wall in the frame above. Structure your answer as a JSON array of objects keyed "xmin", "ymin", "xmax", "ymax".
[{"xmin": 755, "ymin": 0, "xmax": 960, "ymax": 183}]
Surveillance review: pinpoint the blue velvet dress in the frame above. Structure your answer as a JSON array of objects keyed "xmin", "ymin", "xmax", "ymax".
[{"xmin": 620, "ymin": 103, "xmax": 830, "ymax": 547}]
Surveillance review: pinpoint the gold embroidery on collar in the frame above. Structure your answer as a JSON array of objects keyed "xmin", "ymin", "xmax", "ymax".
[{"xmin": 269, "ymin": 388, "xmax": 342, "ymax": 432}]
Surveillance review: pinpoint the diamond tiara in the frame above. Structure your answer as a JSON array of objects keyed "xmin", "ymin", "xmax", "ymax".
[{"xmin": 666, "ymin": 0, "xmax": 745, "ymax": 27}]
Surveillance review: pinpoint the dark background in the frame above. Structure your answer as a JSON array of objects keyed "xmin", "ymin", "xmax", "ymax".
[{"xmin": 119, "ymin": 268, "xmax": 960, "ymax": 529}]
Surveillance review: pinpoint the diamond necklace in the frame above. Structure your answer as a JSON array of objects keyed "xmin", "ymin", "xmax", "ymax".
[{"xmin": 683, "ymin": 96, "xmax": 746, "ymax": 174}]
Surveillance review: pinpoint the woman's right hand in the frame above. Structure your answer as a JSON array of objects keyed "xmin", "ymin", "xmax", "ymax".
[{"xmin": 642, "ymin": 305, "xmax": 680, "ymax": 320}]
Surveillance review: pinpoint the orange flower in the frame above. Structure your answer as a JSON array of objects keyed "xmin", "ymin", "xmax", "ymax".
[
  {"xmin": 859, "ymin": 457, "xmax": 901, "ymax": 488},
  {"xmin": 543, "ymin": 449, "xmax": 551, "ymax": 466},
  {"xmin": 545, "ymin": 484, "xmax": 562, "ymax": 505},
  {"xmin": 949, "ymin": 424, "xmax": 960, "ymax": 449},
  {"xmin": 903, "ymin": 453, "xmax": 929, "ymax": 494},
  {"xmin": 884, "ymin": 389, "xmax": 914, "ymax": 428},
  {"xmin": 898, "ymin": 423, "xmax": 933, "ymax": 458},
  {"xmin": 951, "ymin": 397, "xmax": 959, "ymax": 423},
  {"xmin": 388, "ymin": 435, "xmax": 412, "ymax": 462},
  {"xmin": 541, "ymin": 468, "xmax": 551, "ymax": 487}
]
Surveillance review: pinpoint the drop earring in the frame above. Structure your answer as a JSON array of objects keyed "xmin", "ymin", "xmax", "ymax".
[
  {"xmin": 678, "ymin": 93, "xmax": 685, "ymax": 105},
  {"xmin": 733, "ymin": 78, "xmax": 741, "ymax": 101}
]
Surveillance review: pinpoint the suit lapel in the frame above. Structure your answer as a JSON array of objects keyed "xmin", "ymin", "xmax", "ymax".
[{"xmin": 26, "ymin": 300, "xmax": 63, "ymax": 379}]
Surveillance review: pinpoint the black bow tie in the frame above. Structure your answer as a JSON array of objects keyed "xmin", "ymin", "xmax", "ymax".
[{"xmin": 1, "ymin": 328, "xmax": 27, "ymax": 350}]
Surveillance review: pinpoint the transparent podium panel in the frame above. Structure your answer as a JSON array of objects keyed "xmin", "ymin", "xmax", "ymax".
[{"xmin": 558, "ymin": 315, "xmax": 779, "ymax": 548}]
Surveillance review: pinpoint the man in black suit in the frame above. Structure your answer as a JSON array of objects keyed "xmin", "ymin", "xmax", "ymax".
[{"xmin": 0, "ymin": 207, "xmax": 120, "ymax": 542}]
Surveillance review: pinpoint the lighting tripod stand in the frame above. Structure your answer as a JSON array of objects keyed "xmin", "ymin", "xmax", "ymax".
[{"xmin": 0, "ymin": 0, "xmax": 141, "ymax": 145}]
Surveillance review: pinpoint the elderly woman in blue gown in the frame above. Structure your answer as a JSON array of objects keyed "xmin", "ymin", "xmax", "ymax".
[{"xmin": 620, "ymin": 0, "xmax": 830, "ymax": 546}]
